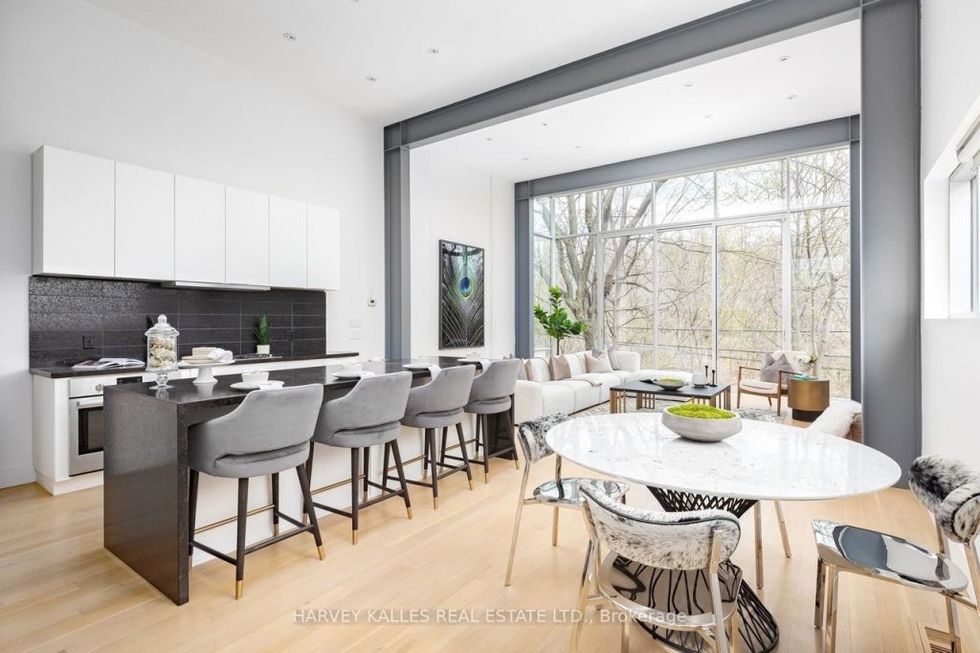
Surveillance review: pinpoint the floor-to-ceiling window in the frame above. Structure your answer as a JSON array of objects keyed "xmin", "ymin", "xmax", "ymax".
[{"xmin": 532, "ymin": 146, "xmax": 851, "ymax": 396}]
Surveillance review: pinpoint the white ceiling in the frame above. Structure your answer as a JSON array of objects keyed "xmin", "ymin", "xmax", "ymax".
[
  {"xmin": 418, "ymin": 20, "xmax": 861, "ymax": 180},
  {"xmin": 85, "ymin": 0, "xmax": 749, "ymax": 123}
]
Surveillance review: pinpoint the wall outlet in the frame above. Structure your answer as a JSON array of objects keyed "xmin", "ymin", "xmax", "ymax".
[
  {"xmin": 367, "ymin": 297, "xmax": 377, "ymax": 307},
  {"xmin": 82, "ymin": 335, "xmax": 96, "ymax": 349}
]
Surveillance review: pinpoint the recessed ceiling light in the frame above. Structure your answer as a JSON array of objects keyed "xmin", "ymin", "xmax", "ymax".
[
  {"xmin": 704, "ymin": 113, "xmax": 713, "ymax": 119},
  {"xmin": 427, "ymin": 47, "xmax": 440, "ymax": 55},
  {"xmin": 682, "ymin": 81, "xmax": 694, "ymax": 88},
  {"xmin": 787, "ymin": 94, "xmax": 799, "ymax": 100},
  {"xmin": 522, "ymin": 156, "xmax": 529, "ymax": 161},
  {"xmin": 540, "ymin": 122, "xmax": 549, "ymax": 127},
  {"xmin": 365, "ymin": 75, "xmax": 378, "ymax": 82},
  {"xmin": 282, "ymin": 32, "xmax": 297, "ymax": 41},
  {"xmin": 573, "ymin": 145, "xmax": 582, "ymax": 149},
  {"xmin": 485, "ymin": 137, "xmax": 493, "ymax": 142},
  {"xmin": 778, "ymin": 55, "xmax": 791, "ymax": 62}
]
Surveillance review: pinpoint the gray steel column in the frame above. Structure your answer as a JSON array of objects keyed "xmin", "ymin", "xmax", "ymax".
[
  {"xmin": 849, "ymin": 116, "xmax": 862, "ymax": 402},
  {"xmin": 514, "ymin": 182, "xmax": 533, "ymax": 358},
  {"xmin": 860, "ymin": 0, "xmax": 920, "ymax": 478},
  {"xmin": 384, "ymin": 125, "xmax": 411, "ymax": 360}
]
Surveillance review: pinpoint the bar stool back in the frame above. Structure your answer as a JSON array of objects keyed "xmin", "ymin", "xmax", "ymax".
[
  {"xmin": 401, "ymin": 365, "xmax": 475, "ymax": 509},
  {"xmin": 452, "ymin": 359, "xmax": 521, "ymax": 483},
  {"xmin": 308, "ymin": 371, "xmax": 413, "ymax": 544},
  {"xmin": 188, "ymin": 384, "xmax": 325, "ymax": 599}
]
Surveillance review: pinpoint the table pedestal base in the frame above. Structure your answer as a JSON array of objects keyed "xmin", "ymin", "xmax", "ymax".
[{"xmin": 635, "ymin": 487, "xmax": 779, "ymax": 653}]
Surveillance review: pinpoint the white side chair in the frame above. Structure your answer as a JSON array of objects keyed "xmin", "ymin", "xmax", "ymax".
[
  {"xmin": 503, "ymin": 413, "xmax": 628, "ymax": 586},
  {"xmin": 574, "ymin": 483, "xmax": 743, "ymax": 653}
]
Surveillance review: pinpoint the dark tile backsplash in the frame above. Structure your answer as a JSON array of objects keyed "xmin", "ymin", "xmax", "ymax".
[{"xmin": 29, "ymin": 276, "xmax": 326, "ymax": 367}]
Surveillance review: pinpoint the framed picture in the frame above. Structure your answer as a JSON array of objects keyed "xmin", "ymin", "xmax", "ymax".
[{"xmin": 439, "ymin": 240, "xmax": 485, "ymax": 349}]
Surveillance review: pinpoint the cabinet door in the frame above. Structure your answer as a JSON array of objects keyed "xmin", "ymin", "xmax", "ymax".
[
  {"xmin": 269, "ymin": 196, "xmax": 307, "ymax": 288},
  {"xmin": 307, "ymin": 204, "xmax": 340, "ymax": 290},
  {"xmin": 32, "ymin": 146, "xmax": 115, "ymax": 277},
  {"xmin": 225, "ymin": 187, "xmax": 269, "ymax": 286},
  {"xmin": 115, "ymin": 162, "xmax": 175, "ymax": 280},
  {"xmin": 174, "ymin": 175, "xmax": 225, "ymax": 283}
]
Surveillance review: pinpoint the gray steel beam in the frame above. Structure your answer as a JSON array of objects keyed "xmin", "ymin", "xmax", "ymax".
[
  {"xmin": 527, "ymin": 117, "xmax": 858, "ymax": 198},
  {"xmin": 859, "ymin": 0, "xmax": 920, "ymax": 480},
  {"xmin": 514, "ymin": 182, "xmax": 533, "ymax": 358},
  {"xmin": 849, "ymin": 116, "xmax": 862, "ymax": 402},
  {"xmin": 384, "ymin": 124, "xmax": 411, "ymax": 359}
]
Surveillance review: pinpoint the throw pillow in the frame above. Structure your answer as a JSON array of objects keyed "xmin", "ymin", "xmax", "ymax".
[
  {"xmin": 550, "ymin": 354, "xmax": 572, "ymax": 381},
  {"xmin": 760, "ymin": 353, "xmax": 795, "ymax": 386},
  {"xmin": 516, "ymin": 360, "xmax": 528, "ymax": 381},
  {"xmin": 604, "ymin": 347, "xmax": 620, "ymax": 370},
  {"xmin": 585, "ymin": 351, "xmax": 613, "ymax": 373}
]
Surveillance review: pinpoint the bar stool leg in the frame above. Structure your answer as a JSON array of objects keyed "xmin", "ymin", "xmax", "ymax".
[
  {"xmin": 422, "ymin": 430, "xmax": 430, "ymax": 479},
  {"xmin": 235, "ymin": 477, "xmax": 248, "ymax": 599},
  {"xmin": 350, "ymin": 448, "xmax": 360, "ymax": 544},
  {"xmin": 271, "ymin": 472, "xmax": 280, "ymax": 537},
  {"xmin": 303, "ymin": 442, "xmax": 315, "ymax": 524},
  {"xmin": 390, "ymin": 440, "xmax": 412, "ymax": 519},
  {"xmin": 455, "ymin": 422, "xmax": 474, "ymax": 490},
  {"xmin": 362, "ymin": 446, "xmax": 370, "ymax": 503},
  {"xmin": 381, "ymin": 442, "xmax": 392, "ymax": 490},
  {"xmin": 188, "ymin": 469, "xmax": 199, "ymax": 556},
  {"xmin": 505, "ymin": 408, "xmax": 519, "ymax": 470},
  {"xmin": 482, "ymin": 415, "xmax": 491, "ymax": 484},
  {"xmin": 427, "ymin": 428, "xmax": 439, "ymax": 509},
  {"xmin": 439, "ymin": 427, "xmax": 448, "ymax": 466},
  {"xmin": 295, "ymin": 463, "xmax": 325, "ymax": 560}
]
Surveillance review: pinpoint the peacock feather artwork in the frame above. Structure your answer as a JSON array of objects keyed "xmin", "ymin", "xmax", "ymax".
[{"xmin": 439, "ymin": 240, "xmax": 485, "ymax": 349}]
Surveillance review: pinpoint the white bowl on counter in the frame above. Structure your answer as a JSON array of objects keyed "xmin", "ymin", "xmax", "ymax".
[{"xmin": 661, "ymin": 406, "xmax": 742, "ymax": 442}]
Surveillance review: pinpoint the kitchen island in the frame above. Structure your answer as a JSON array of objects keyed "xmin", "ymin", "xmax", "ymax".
[{"xmin": 103, "ymin": 357, "xmax": 514, "ymax": 605}]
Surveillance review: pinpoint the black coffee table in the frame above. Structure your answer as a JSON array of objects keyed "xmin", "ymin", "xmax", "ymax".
[{"xmin": 609, "ymin": 379, "xmax": 732, "ymax": 413}]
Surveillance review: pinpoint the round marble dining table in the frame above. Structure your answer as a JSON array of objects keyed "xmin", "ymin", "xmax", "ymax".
[{"xmin": 545, "ymin": 412, "xmax": 901, "ymax": 653}]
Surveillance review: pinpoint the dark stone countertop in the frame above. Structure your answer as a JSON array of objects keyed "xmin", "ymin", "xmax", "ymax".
[
  {"xmin": 30, "ymin": 351, "xmax": 360, "ymax": 379},
  {"xmin": 105, "ymin": 357, "xmax": 480, "ymax": 410}
]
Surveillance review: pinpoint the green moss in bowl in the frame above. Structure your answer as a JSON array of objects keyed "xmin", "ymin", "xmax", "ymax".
[{"xmin": 665, "ymin": 404, "xmax": 736, "ymax": 420}]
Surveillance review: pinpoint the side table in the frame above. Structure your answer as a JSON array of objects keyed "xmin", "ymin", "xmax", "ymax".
[{"xmin": 787, "ymin": 377, "xmax": 830, "ymax": 422}]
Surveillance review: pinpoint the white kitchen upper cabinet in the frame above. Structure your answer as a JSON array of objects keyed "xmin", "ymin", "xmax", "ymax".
[
  {"xmin": 32, "ymin": 146, "xmax": 115, "ymax": 277},
  {"xmin": 307, "ymin": 204, "xmax": 340, "ymax": 290},
  {"xmin": 115, "ymin": 162, "xmax": 175, "ymax": 280},
  {"xmin": 269, "ymin": 196, "xmax": 307, "ymax": 288},
  {"xmin": 225, "ymin": 186, "xmax": 269, "ymax": 286},
  {"xmin": 174, "ymin": 175, "xmax": 225, "ymax": 283}
]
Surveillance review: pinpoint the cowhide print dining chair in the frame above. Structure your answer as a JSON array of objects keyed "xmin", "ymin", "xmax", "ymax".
[
  {"xmin": 503, "ymin": 413, "xmax": 629, "ymax": 587},
  {"xmin": 813, "ymin": 455, "xmax": 980, "ymax": 653},
  {"xmin": 573, "ymin": 483, "xmax": 743, "ymax": 653}
]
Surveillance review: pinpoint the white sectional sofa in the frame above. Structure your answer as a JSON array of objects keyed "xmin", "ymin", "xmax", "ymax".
[{"xmin": 513, "ymin": 350, "xmax": 692, "ymax": 423}]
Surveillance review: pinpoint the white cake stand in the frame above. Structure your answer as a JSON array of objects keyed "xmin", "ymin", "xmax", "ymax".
[{"xmin": 177, "ymin": 359, "xmax": 234, "ymax": 385}]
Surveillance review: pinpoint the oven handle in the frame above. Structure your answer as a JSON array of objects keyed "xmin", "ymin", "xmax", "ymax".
[{"xmin": 76, "ymin": 398, "xmax": 104, "ymax": 409}]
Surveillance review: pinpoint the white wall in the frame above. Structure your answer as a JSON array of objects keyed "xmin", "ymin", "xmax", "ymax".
[
  {"xmin": 920, "ymin": 0, "xmax": 980, "ymax": 474},
  {"xmin": 408, "ymin": 146, "xmax": 515, "ymax": 358},
  {"xmin": 0, "ymin": 0, "xmax": 384, "ymax": 488}
]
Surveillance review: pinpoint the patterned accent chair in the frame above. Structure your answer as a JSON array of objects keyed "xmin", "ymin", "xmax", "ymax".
[
  {"xmin": 504, "ymin": 413, "xmax": 629, "ymax": 586},
  {"xmin": 813, "ymin": 455, "xmax": 980, "ymax": 653},
  {"xmin": 573, "ymin": 483, "xmax": 743, "ymax": 653}
]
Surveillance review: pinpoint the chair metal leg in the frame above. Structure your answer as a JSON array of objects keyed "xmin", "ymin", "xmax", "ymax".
[
  {"xmin": 362, "ymin": 446, "xmax": 370, "ymax": 503},
  {"xmin": 507, "ymin": 408, "xmax": 519, "ymax": 470},
  {"xmin": 188, "ymin": 469, "xmax": 199, "ymax": 556},
  {"xmin": 235, "ymin": 477, "xmax": 248, "ymax": 599},
  {"xmin": 729, "ymin": 606, "xmax": 741, "ymax": 653},
  {"xmin": 824, "ymin": 565, "xmax": 839, "ymax": 653},
  {"xmin": 708, "ymin": 570, "xmax": 730, "ymax": 653},
  {"xmin": 620, "ymin": 614, "xmax": 631, "ymax": 653},
  {"xmin": 427, "ymin": 429, "xmax": 439, "ymax": 509},
  {"xmin": 814, "ymin": 558, "xmax": 826, "ymax": 628},
  {"xmin": 350, "ymin": 448, "xmax": 360, "ymax": 544},
  {"xmin": 504, "ymin": 466, "xmax": 531, "ymax": 586},
  {"xmin": 753, "ymin": 502, "xmax": 764, "ymax": 589},
  {"xmin": 295, "ymin": 463, "xmax": 325, "ymax": 560},
  {"xmin": 390, "ymin": 440, "xmax": 412, "ymax": 519},
  {"xmin": 271, "ymin": 471, "xmax": 280, "ymax": 537},
  {"xmin": 935, "ymin": 523, "xmax": 962, "ymax": 651},
  {"xmin": 552, "ymin": 507, "xmax": 560, "ymax": 547},
  {"xmin": 455, "ymin": 422, "xmax": 474, "ymax": 490},
  {"xmin": 774, "ymin": 500, "xmax": 791, "ymax": 558},
  {"xmin": 570, "ymin": 553, "xmax": 592, "ymax": 651}
]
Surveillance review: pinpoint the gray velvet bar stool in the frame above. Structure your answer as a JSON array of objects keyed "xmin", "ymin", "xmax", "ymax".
[
  {"xmin": 306, "ymin": 372, "xmax": 413, "ymax": 545},
  {"xmin": 402, "ymin": 365, "xmax": 476, "ymax": 509},
  {"xmin": 187, "ymin": 384, "xmax": 325, "ymax": 600},
  {"xmin": 443, "ymin": 359, "xmax": 521, "ymax": 483}
]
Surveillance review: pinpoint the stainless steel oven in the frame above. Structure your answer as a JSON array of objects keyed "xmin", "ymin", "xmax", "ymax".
[{"xmin": 67, "ymin": 375, "xmax": 144, "ymax": 476}]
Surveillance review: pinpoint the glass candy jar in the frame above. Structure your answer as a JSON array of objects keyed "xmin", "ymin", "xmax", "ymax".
[{"xmin": 145, "ymin": 314, "xmax": 179, "ymax": 389}]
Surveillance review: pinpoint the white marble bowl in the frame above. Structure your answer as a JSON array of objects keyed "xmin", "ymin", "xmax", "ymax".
[
  {"xmin": 652, "ymin": 378, "xmax": 687, "ymax": 391},
  {"xmin": 661, "ymin": 407, "xmax": 742, "ymax": 442}
]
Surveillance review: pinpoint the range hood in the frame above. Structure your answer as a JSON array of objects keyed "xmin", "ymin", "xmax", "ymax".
[{"xmin": 163, "ymin": 281, "xmax": 271, "ymax": 292}]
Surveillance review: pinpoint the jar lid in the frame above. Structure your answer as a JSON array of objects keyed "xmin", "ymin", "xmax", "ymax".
[{"xmin": 144, "ymin": 314, "xmax": 179, "ymax": 338}]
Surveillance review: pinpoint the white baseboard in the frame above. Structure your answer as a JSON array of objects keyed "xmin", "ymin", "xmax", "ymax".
[{"xmin": 0, "ymin": 464, "xmax": 36, "ymax": 489}]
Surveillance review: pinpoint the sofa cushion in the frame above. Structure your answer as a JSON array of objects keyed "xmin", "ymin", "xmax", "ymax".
[
  {"xmin": 516, "ymin": 360, "xmax": 528, "ymax": 381},
  {"xmin": 540, "ymin": 382, "xmax": 576, "ymax": 416},
  {"xmin": 544, "ymin": 380, "xmax": 601, "ymax": 413},
  {"xmin": 550, "ymin": 355, "xmax": 572, "ymax": 380},
  {"xmin": 573, "ymin": 372, "xmax": 621, "ymax": 389},
  {"xmin": 526, "ymin": 357, "xmax": 551, "ymax": 382},
  {"xmin": 566, "ymin": 351, "xmax": 588, "ymax": 376},
  {"xmin": 586, "ymin": 351, "xmax": 613, "ymax": 373}
]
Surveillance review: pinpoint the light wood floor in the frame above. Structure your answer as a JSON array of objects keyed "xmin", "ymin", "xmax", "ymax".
[{"xmin": 1, "ymin": 431, "xmax": 976, "ymax": 652}]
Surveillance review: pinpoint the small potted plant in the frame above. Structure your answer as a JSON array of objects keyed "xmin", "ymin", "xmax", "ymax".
[
  {"xmin": 533, "ymin": 286, "xmax": 587, "ymax": 355},
  {"xmin": 254, "ymin": 315, "xmax": 271, "ymax": 356}
]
